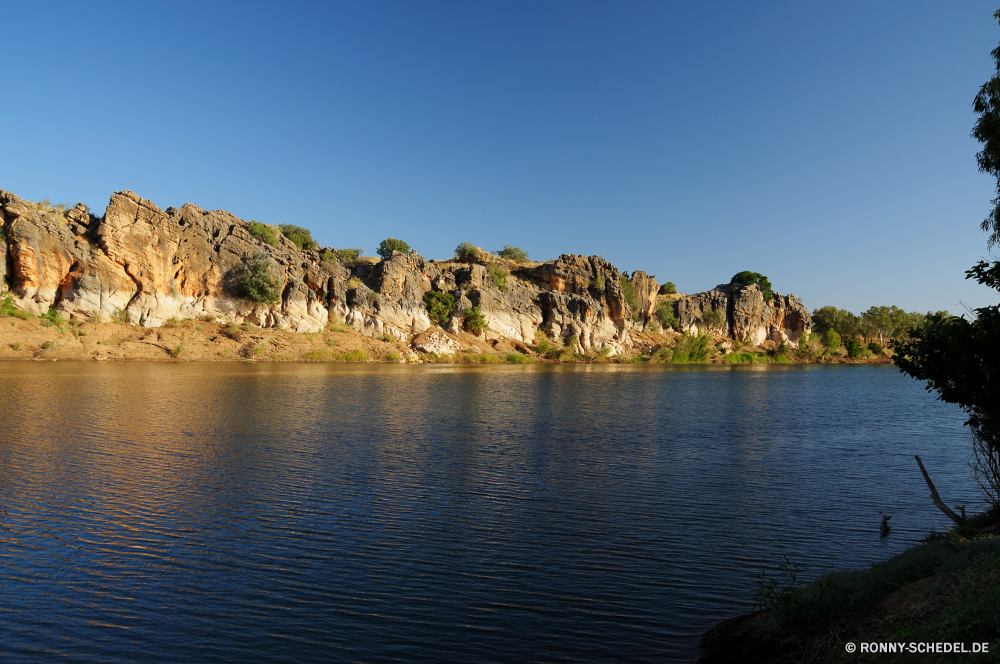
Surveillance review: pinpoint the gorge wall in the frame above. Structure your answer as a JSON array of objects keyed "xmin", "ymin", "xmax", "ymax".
[{"xmin": 0, "ymin": 189, "xmax": 811, "ymax": 354}]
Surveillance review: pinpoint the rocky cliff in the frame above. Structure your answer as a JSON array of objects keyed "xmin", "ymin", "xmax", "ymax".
[{"xmin": 0, "ymin": 189, "xmax": 811, "ymax": 353}]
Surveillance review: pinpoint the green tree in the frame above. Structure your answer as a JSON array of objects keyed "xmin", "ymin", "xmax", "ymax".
[
  {"xmin": 655, "ymin": 302, "xmax": 679, "ymax": 329},
  {"xmin": 377, "ymin": 238, "xmax": 410, "ymax": 259},
  {"xmin": 731, "ymin": 271, "xmax": 773, "ymax": 302},
  {"xmin": 422, "ymin": 290, "xmax": 455, "ymax": 326},
  {"xmin": 822, "ymin": 329, "xmax": 841, "ymax": 350},
  {"xmin": 229, "ymin": 253, "xmax": 282, "ymax": 303},
  {"xmin": 464, "ymin": 306, "xmax": 488, "ymax": 335},
  {"xmin": 659, "ymin": 282, "xmax": 677, "ymax": 295},
  {"xmin": 247, "ymin": 220, "xmax": 278, "ymax": 247},
  {"xmin": 278, "ymin": 224, "xmax": 319, "ymax": 250},
  {"xmin": 811, "ymin": 306, "xmax": 859, "ymax": 338},
  {"xmin": 497, "ymin": 246, "xmax": 529, "ymax": 261},
  {"xmin": 455, "ymin": 242, "xmax": 480, "ymax": 262},
  {"xmin": 703, "ymin": 308, "xmax": 725, "ymax": 333},
  {"xmin": 896, "ymin": 11, "xmax": 1000, "ymax": 505}
]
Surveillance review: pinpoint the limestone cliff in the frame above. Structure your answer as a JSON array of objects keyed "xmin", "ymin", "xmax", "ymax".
[{"xmin": 0, "ymin": 189, "xmax": 811, "ymax": 353}]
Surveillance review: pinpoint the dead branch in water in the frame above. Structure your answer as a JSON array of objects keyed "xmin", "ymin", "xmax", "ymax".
[{"xmin": 914, "ymin": 455, "xmax": 966, "ymax": 525}]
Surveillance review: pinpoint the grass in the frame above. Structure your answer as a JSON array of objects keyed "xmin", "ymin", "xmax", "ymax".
[
  {"xmin": 671, "ymin": 333, "xmax": 714, "ymax": 363},
  {"xmin": 303, "ymin": 350, "xmax": 332, "ymax": 361},
  {"xmin": 335, "ymin": 349, "xmax": 367, "ymax": 363},
  {"xmin": 505, "ymin": 352, "xmax": 533, "ymax": 364},
  {"xmin": 463, "ymin": 354, "xmax": 504, "ymax": 363},
  {"xmin": 0, "ymin": 295, "xmax": 31, "ymax": 320}
]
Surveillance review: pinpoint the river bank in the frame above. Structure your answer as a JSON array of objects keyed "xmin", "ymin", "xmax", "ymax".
[
  {"xmin": 0, "ymin": 313, "xmax": 892, "ymax": 364},
  {"xmin": 699, "ymin": 512, "xmax": 1000, "ymax": 663}
]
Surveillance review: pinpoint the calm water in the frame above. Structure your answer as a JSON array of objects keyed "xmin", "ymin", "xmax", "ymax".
[{"xmin": 0, "ymin": 362, "xmax": 976, "ymax": 662}]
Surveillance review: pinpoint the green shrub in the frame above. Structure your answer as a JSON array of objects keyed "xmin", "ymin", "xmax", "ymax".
[
  {"xmin": 868, "ymin": 341, "xmax": 883, "ymax": 354},
  {"xmin": 377, "ymin": 238, "xmax": 410, "ymax": 259},
  {"xmin": 703, "ymin": 309, "xmax": 725, "ymax": 333},
  {"xmin": 727, "ymin": 351, "xmax": 756, "ymax": 363},
  {"xmin": 844, "ymin": 338, "xmax": 865, "ymax": 358},
  {"xmin": 506, "ymin": 352, "xmax": 533, "ymax": 364},
  {"xmin": 39, "ymin": 308, "xmax": 66, "ymax": 329},
  {"xmin": 423, "ymin": 290, "xmax": 455, "ymax": 326},
  {"xmin": 304, "ymin": 350, "xmax": 332, "ymax": 361},
  {"xmin": 487, "ymin": 265, "xmax": 508, "ymax": 291},
  {"xmin": 672, "ymin": 333, "xmax": 713, "ymax": 363},
  {"xmin": 766, "ymin": 340, "xmax": 789, "ymax": 361},
  {"xmin": 229, "ymin": 253, "xmax": 282, "ymax": 303},
  {"xmin": 822, "ymin": 328, "xmax": 842, "ymax": 349},
  {"xmin": 655, "ymin": 302, "xmax": 679, "ymax": 329},
  {"xmin": 247, "ymin": 220, "xmax": 278, "ymax": 246},
  {"xmin": 323, "ymin": 248, "xmax": 363, "ymax": 265},
  {"xmin": 464, "ymin": 353, "xmax": 503, "ymax": 364},
  {"xmin": 455, "ymin": 242, "xmax": 480, "ymax": 262},
  {"xmin": 536, "ymin": 336, "xmax": 552, "ymax": 354},
  {"xmin": 497, "ymin": 246, "xmax": 529, "ymax": 261},
  {"xmin": 659, "ymin": 281, "xmax": 677, "ymax": 295},
  {"xmin": 278, "ymin": 224, "xmax": 319, "ymax": 250},
  {"xmin": 620, "ymin": 274, "xmax": 637, "ymax": 309},
  {"xmin": 590, "ymin": 276, "xmax": 604, "ymax": 292},
  {"xmin": 464, "ymin": 306, "xmax": 488, "ymax": 335},
  {"xmin": 336, "ymin": 349, "xmax": 367, "ymax": 363},
  {"xmin": 731, "ymin": 271, "xmax": 774, "ymax": 302}
]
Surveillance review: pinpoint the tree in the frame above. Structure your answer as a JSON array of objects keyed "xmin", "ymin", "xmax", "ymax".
[
  {"xmin": 659, "ymin": 282, "xmax": 677, "ymax": 295},
  {"xmin": 811, "ymin": 306, "xmax": 859, "ymax": 338},
  {"xmin": 731, "ymin": 271, "xmax": 773, "ymax": 302},
  {"xmin": 822, "ymin": 329, "xmax": 841, "ymax": 350},
  {"xmin": 278, "ymin": 224, "xmax": 319, "ymax": 250},
  {"xmin": 228, "ymin": 253, "xmax": 282, "ymax": 303},
  {"xmin": 497, "ymin": 246, "xmax": 529, "ymax": 261},
  {"xmin": 455, "ymin": 242, "xmax": 480, "ymax": 262},
  {"xmin": 703, "ymin": 308, "xmax": 725, "ymax": 333},
  {"xmin": 377, "ymin": 238, "xmax": 410, "ymax": 259},
  {"xmin": 423, "ymin": 290, "xmax": 455, "ymax": 326},
  {"xmin": 895, "ymin": 12, "xmax": 1000, "ymax": 506}
]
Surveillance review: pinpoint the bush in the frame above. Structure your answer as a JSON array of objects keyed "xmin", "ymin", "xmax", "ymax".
[
  {"xmin": 506, "ymin": 352, "xmax": 533, "ymax": 364},
  {"xmin": 731, "ymin": 271, "xmax": 774, "ymax": 302},
  {"xmin": 423, "ymin": 290, "xmax": 455, "ymax": 326},
  {"xmin": 464, "ymin": 306, "xmax": 488, "ymax": 335},
  {"xmin": 278, "ymin": 224, "xmax": 319, "ymax": 250},
  {"xmin": 844, "ymin": 338, "xmax": 865, "ymax": 358},
  {"xmin": 672, "ymin": 333, "xmax": 713, "ymax": 363},
  {"xmin": 796, "ymin": 333, "xmax": 822, "ymax": 359},
  {"xmin": 868, "ymin": 341, "xmax": 883, "ymax": 354},
  {"xmin": 487, "ymin": 265, "xmax": 508, "ymax": 291},
  {"xmin": 659, "ymin": 282, "xmax": 677, "ymax": 295},
  {"xmin": 703, "ymin": 309, "xmax": 725, "ymax": 333},
  {"xmin": 247, "ymin": 220, "xmax": 278, "ymax": 246},
  {"xmin": 454, "ymin": 241, "xmax": 480, "ymax": 262},
  {"xmin": 377, "ymin": 238, "xmax": 410, "ymax": 259},
  {"xmin": 497, "ymin": 246, "xmax": 529, "ymax": 261},
  {"xmin": 336, "ymin": 349, "xmax": 367, "ymax": 363},
  {"xmin": 655, "ymin": 302, "xmax": 679, "ymax": 329},
  {"xmin": 590, "ymin": 276, "xmax": 604, "ymax": 292},
  {"xmin": 620, "ymin": 274, "xmax": 637, "ymax": 309},
  {"xmin": 229, "ymin": 253, "xmax": 282, "ymax": 303},
  {"xmin": 822, "ymin": 328, "xmax": 842, "ymax": 349}
]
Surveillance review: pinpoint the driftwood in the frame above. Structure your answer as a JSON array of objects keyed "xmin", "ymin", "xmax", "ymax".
[
  {"xmin": 914, "ymin": 455, "xmax": 966, "ymax": 525},
  {"xmin": 880, "ymin": 515, "xmax": 892, "ymax": 536}
]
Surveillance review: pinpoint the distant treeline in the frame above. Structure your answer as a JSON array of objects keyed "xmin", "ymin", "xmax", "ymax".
[{"xmin": 811, "ymin": 306, "xmax": 948, "ymax": 347}]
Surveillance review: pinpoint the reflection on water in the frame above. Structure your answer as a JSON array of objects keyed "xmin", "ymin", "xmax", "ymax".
[{"xmin": 0, "ymin": 363, "xmax": 975, "ymax": 662}]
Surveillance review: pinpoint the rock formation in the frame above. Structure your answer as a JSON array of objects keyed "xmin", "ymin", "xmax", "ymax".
[{"xmin": 0, "ymin": 189, "xmax": 811, "ymax": 353}]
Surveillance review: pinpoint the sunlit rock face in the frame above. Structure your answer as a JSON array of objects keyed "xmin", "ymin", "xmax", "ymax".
[
  {"xmin": 0, "ymin": 189, "xmax": 808, "ymax": 346},
  {"xmin": 675, "ymin": 282, "xmax": 812, "ymax": 346}
]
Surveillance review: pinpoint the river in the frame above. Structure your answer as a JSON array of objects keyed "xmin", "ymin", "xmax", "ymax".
[{"xmin": 0, "ymin": 363, "xmax": 976, "ymax": 662}]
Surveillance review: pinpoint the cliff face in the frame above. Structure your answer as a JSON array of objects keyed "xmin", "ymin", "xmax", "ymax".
[{"xmin": 0, "ymin": 189, "xmax": 810, "ymax": 353}]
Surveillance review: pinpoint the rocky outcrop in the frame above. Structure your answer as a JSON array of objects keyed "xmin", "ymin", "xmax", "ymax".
[
  {"xmin": 0, "ymin": 188, "xmax": 810, "ymax": 350},
  {"xmin": 675, "ymin": 282, "xmax": 811, "ymax": 346}
]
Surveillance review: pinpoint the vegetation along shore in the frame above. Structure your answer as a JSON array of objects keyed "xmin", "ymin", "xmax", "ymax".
[{"xmin": 0, "ymin": 189, "xmax": 923, "ymax": 364}]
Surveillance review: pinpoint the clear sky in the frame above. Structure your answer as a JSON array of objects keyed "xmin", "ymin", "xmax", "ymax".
[{"xmin": 2, "ymin": 1, "xmax": 999, "ymax": 313}]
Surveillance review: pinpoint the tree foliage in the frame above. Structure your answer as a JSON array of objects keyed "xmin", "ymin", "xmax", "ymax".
[
  {"xmin": 377, "ymin": 238, "xmax": 410, "ymax": 259},
  {"xmin": 497, "ymin": 245, "xmax": 529, "ymax": 261},
  {"xmin": 703, "ymin": 308, "xmax": 725, "ymax": 333},
  {"xmin": 895, "ymin": 11, "xmax": 1000, "ymax": 505},
  {"xmin": 731, "ymin": 271, "xmax": 773, "ymax": 302},
  {"xmin": 422, "ymin": 290, "xmax": 455, "ymax": 326},
  {"xmin": 228, "ymin": 253, "xmax": 282, "ymax": 303},
  {"xmin": 278, "ymin": 224, "xmax": 319, "ymax": 250},
  {"xmin": 659, "ymin": 281, "xmax": 677, "ymax": 295},
  {"xmin": 247, "ymin": 220, "xmax": 278, "ymax": 247},
  {"xmin": 455, "ymin": 242, "xmax": 480, "ymax": 262}
]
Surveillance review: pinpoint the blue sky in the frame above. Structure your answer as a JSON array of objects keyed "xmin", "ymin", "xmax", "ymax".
[{"xmin": 2, "ymin": 1, "xmax": 999, "ymax": 313}]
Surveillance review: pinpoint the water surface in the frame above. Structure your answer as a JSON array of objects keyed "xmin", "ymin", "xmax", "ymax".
[{"xmin": 0, "ymin": 363, "xmax": 976, "ymax": 662}]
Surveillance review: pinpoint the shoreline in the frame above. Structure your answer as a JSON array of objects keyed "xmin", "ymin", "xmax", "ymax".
[{"xmin": 0, "ymin": 315, "xmax": 893, "ymax": 365}]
